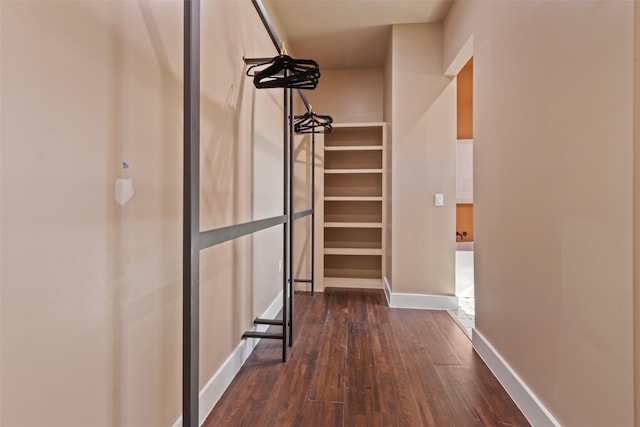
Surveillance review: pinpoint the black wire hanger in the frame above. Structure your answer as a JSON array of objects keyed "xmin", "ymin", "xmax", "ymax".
[
  {"xmin": 294, "ymin": 109, "xmax": 333, "ymax": 134},
  {"xmin": 247, "ymin": 44, "xmax": 320, "ymax": 90}
]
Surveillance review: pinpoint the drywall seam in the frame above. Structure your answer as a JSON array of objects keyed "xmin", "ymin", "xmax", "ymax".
[
  {"xmin": 171, "ymin": 290, "xmax": 283, "ymax": 427},
  {"xmin": 473, "ymin": 330, "xmax": 561, "ymax": 427}
]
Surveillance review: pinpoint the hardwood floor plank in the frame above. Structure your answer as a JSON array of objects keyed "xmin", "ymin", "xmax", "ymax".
[
  {"xmin": 303, "ymin": 290, "xmax": 332, "ymax": 324},
  {"xmin": 205, "ymin": 342, "xmax": 285, "ymax": 426},
  {"xmin": 344, "ymin": 334, "xmax": 382, "ymax": 426},
  {"xmin": 300, "ymin": 399, "xmax": 344, "ymax": 427},
  {"xmin": 435, "ymin": 364, "xmax": 530, "ymax": 427},
  {"xmin": 347, "ymin": 288, "xmax": 371, "ymax": 323},
  {"xmin": 432, "ymin": 311, "xmax": 530, "ymax": 426},
  {"xmin": 376, "ymin": 363, "xmax": 424, "ymax": 426},
  {"xmin": 366, "ymin": 291, "xmax": 404, "ymax": 365},
  {"xmin": 269, "ymin": 294, "xmax": 328, "ymax": 426},
  {"xmin": 432, "ymin": 310, "xmax": 477, "ymax": 364},
  {"xmin": 272, "ymin": 324, "xmax": 324, "ymax": 426},
  {"xmin": 308, "ymin": 290, "xmax": 348, "ymax": 402},
  {"xmin": 404, "ymin": 309, "xmax": 462, "ymax": 365},
  {"xmin": 390, "ymin": 309, "xmax": 463, "ymax": 426},
  {"xmin": 344, "ymin": 317, "xmax": 382, "ymax": 427}
]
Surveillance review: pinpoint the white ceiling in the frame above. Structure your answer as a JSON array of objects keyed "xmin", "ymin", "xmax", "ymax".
[{"xmin": 264, "ymin": 0, "xmax": 453, "ymax": 69}]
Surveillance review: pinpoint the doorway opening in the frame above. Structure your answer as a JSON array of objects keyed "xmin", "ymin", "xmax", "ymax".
[{"xmin": 453, "ymin": 57, "xmax": 475, "ymax": 335}]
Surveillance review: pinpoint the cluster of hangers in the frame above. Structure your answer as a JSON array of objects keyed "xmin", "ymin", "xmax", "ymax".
[
  {"xmin": 246, "ymin": 44, "xmax": 332, "ymax": 134},
  {"xmin": 246, "ymin": 44, "xmax": 320, "ymax": 90},
  {"xmin": 294, "ymin": 109, "xmax": 333, "ymax": 134}
]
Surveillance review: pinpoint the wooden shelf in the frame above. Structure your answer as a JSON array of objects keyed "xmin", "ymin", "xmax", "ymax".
[
  {"xmin": 325, "ymin": 222, "xmax": 382, "ymax": 228},
  {"xmin": 325, "ymin": 145, "xmax": 382, "ymax": 151},
  {"xmin": 325, "ymin": 150, "xmax": 382, "ymax": 170},
  {"xmin": 324, "ymin": 248, "xmax": 382, "ymax": 256},
  {"xmin": 325, "ymin": 215, "xmax": 381, "ymax": 223},
  {"xmin": 325, "ymin": 200, "xmax": 382, "ymax": 223},
  {"xmin": 323, "ymin": 277, "xmax": 383, "ymax": 289},
  {"xmin": 324, "ymin": 268, "xmax": 382, "ymax": 280},
  {"xmin": 331, "ymin": 122, "xmax": 386, "ymax": 128},
  {"xmin": 325, "ymin": 228, "xmax": 381, "ymax": 251},
  {"xmin": 324, "ymin": 174, "xmax": 382, "ymax": 197},
  {"xmin": 324, "ymin": 169, "xmax": 383, "ymax": 174},
  {"xmin": 324, "ymin": 196, "xmax": 383, "ymax": 201},
  {"xmin": 324, "ymin": 123, "xmax": 386, "ymax": 147}
]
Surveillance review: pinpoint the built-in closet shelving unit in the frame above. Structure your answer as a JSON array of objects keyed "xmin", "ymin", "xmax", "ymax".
[{"xmin": 323, "ymin": 123, "xmax": 386, "ymax": 288}]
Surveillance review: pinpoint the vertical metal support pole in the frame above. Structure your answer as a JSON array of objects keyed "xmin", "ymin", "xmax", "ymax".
[
  {"xmin": 288, "ymin": 88, "xmax": 295, "ymax": 347},
  {"xmin": 182, "ymin": 0, "xmax": 200, "ymax": 425},
  {"xmin": 311, "ymin": 126, "xmax": 316, "ymax": 295},
  {"xmin": 281, "ymin": 84, "xmax": 289, "ymax": 362}
]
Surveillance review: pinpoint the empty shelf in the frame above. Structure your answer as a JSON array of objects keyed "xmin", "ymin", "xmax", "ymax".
[
  {"xmin": 324, "ymin": 248, "xmax": 382, "ymax": 256},
  {"xmin": 325, "ymin": 145, "xmax": 383, "ymax": 151},
  {"xmin": 324, "ymin": 196, "xmax": 383, "ymax": 201},
  {"xmin": 324, "ymin": 169, "xmax": 383, "ymax": 174},
  {"xmin": 324, "ymin": 222, "xmax": 382, "ymax": 228}
]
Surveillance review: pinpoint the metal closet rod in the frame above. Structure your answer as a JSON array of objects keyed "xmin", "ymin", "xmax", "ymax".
[
  {"xmin": 200, "ymin": 215, "xmax": 287, "ymax": 250},
  {"xmin": 251, "ymin": 0, "xmax": 280, "ymax": 54},
  {"xmin": 249, "ymin": 0, "xmax": 312, "ymax": 113}
]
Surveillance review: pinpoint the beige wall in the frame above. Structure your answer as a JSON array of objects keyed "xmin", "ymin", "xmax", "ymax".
[
  {"xmin": 0, "ymin": 1, "xmax": 283, "ymax": 426},
  {"xmin": 292, "ymin": 131, "xmax": 315, "ymax": 288},
  {"xmin": 307, "ymin": 68, "xmax": 383, "ymax": 123},
  {"xmin": 444, "ymin": 2, "xmax": 635, "ymax": 426},
  {"xmin": 390, "ymin": 23, "xmax": 456, "ymax": 295}
]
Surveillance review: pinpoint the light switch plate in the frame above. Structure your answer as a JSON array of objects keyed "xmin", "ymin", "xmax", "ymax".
[{"xmin": 435, "ymin": 193, "xmax": 444, "ymax": 206}]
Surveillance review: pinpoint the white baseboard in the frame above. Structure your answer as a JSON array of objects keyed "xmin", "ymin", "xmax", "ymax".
[
  {"xmin": 294, "ymin": 283, "xmax": 325, "ymax": 293},
  {"xmin": 323, "ymin": 277, "xmax": 382, "ymax": 289},
  {"xmin": 472, "ymin": 329, "xmax": 561, "ymax": 427},
  {"xmin": 172, "ymin": 291, "xmax": 283, "ymax": 427},
  {"xmin": 383, "ymin": 279, "xmax": 458, "ymax": 310}
]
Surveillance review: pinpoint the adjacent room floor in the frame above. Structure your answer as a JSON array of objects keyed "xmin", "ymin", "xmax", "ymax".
[
  {"xmin": 451, "ymin": 296, "xmax": 475, "ymax": 336},
  {"xmin": 454, "ymin": 245, "xmax": 476, "ymax": 336},
  {"xmin": 206, "ymin": 289, "xmax": 528, "ymax": 426}
]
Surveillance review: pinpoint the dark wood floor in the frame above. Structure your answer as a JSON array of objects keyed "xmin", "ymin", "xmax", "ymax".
[{"xmin": 205, "ymin": 289, "xmax": 529, "ymax": 426}]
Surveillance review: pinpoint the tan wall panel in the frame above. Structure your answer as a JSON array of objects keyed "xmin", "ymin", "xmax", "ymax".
[
  {"xmin": 307, "ymin": 68, "xmax": 383, "ymax": 123},
  {"xmin": 390, "ymin": 23, "xmax": 456, "ymax": 295},
  {"xmin": 0, "ymin": 1, "xmax": 283, "ymax": 425},
  {"xmin": 444, "ymin": 1, "xmax": 635, "ymax": 425}
]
